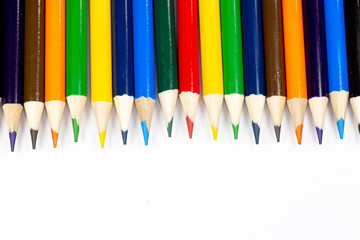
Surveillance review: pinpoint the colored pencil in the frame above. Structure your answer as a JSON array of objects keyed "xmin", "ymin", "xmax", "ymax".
[
  {"xmin": 220, "ymin": 0, "xmax": 245, "ymax": 140},
  {"xmin": 303, "ymin": 0, "xmax": 328, "ymax": 144},
  {"xmin": 198, "ymin": 0, "xmax": 224, "ymax": 140},
  {"xmin": 111, "ymin": 0, "xmax": 134, "ymax": 145},
  {"xmin": 3, "ymin": 0, "xmax": 24, "ymax": 152},
  {"xmin": 241, "ymin": 0, "xmax": 266, "ymax": 144},
  {"xmin": 344, "ymin": 0, "xmax": 360, "ymax": 134},
  {"xmin": 282, "ymin": 0, "xmax": 308, "ymax": 145},
  {"xmin": 177, "ymin": 0, "xmax": 200, "ymax": 139},
  {"xmin": 154, "ymin": 0, "xmax": 179, "ymax": 137},
  {"xmin": 66, "ymin": 0, "xmax": 87, "ymax": 143},
  {"xmin": 324, "ymin": 0, "xmax": 349, "ymax": 139},
  {"xmin": 0, "ymin": 0, "xmax": 4, "ymax": 104},
  {"xmin": 262, "ymin": 0, "xmax": 286, "ymax": 142},
  {"xmin": 133, "ymin": 0, "xmax": 156, "ymax": 145},
  {"xmin": 90, "ymin": 0, "xmax": 113, "ymax": 148},
  {"xmin": 45, "ymin": 0, "xmax": 66, "ymax": 148},
  {"xmin": 24, "ymin": 0, "xmax": 45, "ymax": 149}
]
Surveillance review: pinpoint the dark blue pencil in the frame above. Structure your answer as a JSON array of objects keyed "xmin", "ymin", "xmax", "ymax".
[
  {"xmin": 112, "ymin": 0, "xmax": 134, "ymax": 145},
  {"xmin": 240, "ymin": 0, "xmax": 266, "ymax": 144}
]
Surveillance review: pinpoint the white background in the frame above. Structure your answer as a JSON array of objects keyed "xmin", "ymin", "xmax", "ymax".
[{"xmin": 0, "ymin": 96, "xmax": 360, "ymax": 239}]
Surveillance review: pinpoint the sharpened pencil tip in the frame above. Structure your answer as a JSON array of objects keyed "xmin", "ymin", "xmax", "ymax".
[
  {"xmin": 251, "ymin": 122, "xmax": 260, "ymax": 145},
  {"xmin": 337, "ymin": 118, "xmax": 345, "ymax": 139},
  {"xmin": 316, "ymin": 127, "xmax": 323, "ymax": 145},
  {"xmin": 121, "ymin": 130, "xmax": 128, "ymax": 145},
  {"xmin": 30, "ymin": 129, "xmax": 38, "ymax": 149},
  {"xmin": 51, "ymin": 129, "xmax": 58, "ymax": 148},
  {"xmin": 72, "ymin": 118, "xmax": 80, "ymax": 143},
  {"xmin": 295, "ymin": 124, "xmax": 303, "ymax": 145},
  {"xmin": 99, "ymin": 131, "xmax": 106, "ymax": 148},
  {"xmin": 274, "ymin": 126, "xmax": 281, "ymax": 142},
  {"xmin": 167, "ymin": 118, "xmax": 173, "ymax": 138},
  {"xmin": 141, "ymin": 121, "xmax": 149, "ymax": 146},
  {"xmin": 185, "ymin": 116, "xmax": 194, "ymax": 139},
  {"xmin": 358, "ymin": 124, "xmax": 360, "ymax": 135},
  {"xmin": 211, "ymin": 126, "xmax": 218, "ymax": 140},
  {"xmin": 232, "ymin": 124, "xmax": 239, "ymax": 140},
  {"xmin": 9, "ymin": 131, "xmax": 17, "ymax": 152}
]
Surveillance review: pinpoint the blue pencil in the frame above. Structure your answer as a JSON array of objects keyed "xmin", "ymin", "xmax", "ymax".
[
  {"xmin": 240, "ymin": 0, "xmax": 266, "ymax": 144},
  {"xmin": 324, "ymin": 0, "xmax": 349, "ymax": 139},
  {"xmin": 112, "ymin": 0, "xmax": 135, "ymax": 145},
  {"xmin": 133, "ymin": 0, "xmax": 156, "ymax": 146}
]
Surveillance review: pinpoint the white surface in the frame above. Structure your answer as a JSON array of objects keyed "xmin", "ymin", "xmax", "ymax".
[{"xmin": 0, "ymin": 97, "xmax": 360, "ymax": 239}]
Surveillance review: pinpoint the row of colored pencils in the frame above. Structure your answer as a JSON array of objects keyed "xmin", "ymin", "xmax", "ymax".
[{"xmin": 1, "ymin": 0, "xmax": 360, "ymax": 151}]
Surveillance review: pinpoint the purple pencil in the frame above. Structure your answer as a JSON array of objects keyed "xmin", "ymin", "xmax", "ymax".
[{"xmin": 3, "ymin": 0, "xmax": 25, "ymax": 152}]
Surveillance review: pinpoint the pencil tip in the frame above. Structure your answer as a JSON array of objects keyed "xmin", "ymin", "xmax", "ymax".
[
  {"xmin": 141, "ymin": 121, "xmax": 149, "ymax": 146},
  {"xmin": 167, "ymin": 118, "xmax": 173, "ymax": 138},
  {"xmin": 337, "ymin": 118, "xmax": 345, "ymax": 139},
  {"xmin": 358, "ymin": 124, "xmax": 360, "ymax": 135},
  {"xmin": 51, "ymin": 129, "xmax": 58, "ymax": 148},
  {"xmin": 185, "ymin": 116, "xmax": 194, "ymax": 139},
  {"xmin": 295, "ymin": 124, "xmax": 303, "ymax": 145},
  {"xmin": 211, "ymin": 126, "xmax": 218, "ymax": 140},
  {"xmin": 316, "ymin": 127, "xmax": 323, "ymax": 145},
  {"xmin": 72, "ymin": 118, "xmax": 80, "ymax": 143},
  {"xmin": 121, "ymin": 130, "xmax": 128, "ymax": 145},
  {"xmin": 232, "ymin": 124, "xmax": 239, "ymax": 140},
  {"xmin": 274, "ymin": 126, "xmax": 281, "ymax": 142},
  {"xmin": 252, "ymin": 122, "xmax": 260, "ymax": 145},
  {"xmin": 99, "ymin": 131, "xmax": 106, "ymax": 148},
  {"xmin": 9, "ymin": 131, "xmax": 17, "ymax": 152},
  {"xmin": 30, "ymin": 129, "xmax": 38, "ymax": 149}
]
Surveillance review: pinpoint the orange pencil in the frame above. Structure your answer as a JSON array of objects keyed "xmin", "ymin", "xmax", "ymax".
[
  {"xmin": 282, "ymin": 0, "xmax": 308, "ymax": 144},
  {"xmin": 45, "ymin": 0, "xmax": 66, "ymax": 148}
]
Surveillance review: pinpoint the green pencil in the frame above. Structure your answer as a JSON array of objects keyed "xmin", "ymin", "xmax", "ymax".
[
  {"xmin": 220, "ymin": 0, "xmax": 245, "ymax": 139},
  {"xmin": 154, "ymin": 0, "xmax": 179, "ymax": 137},
  {"xmin": 66, "ymin": 0, "xmax": 87, "ymax": 142}
]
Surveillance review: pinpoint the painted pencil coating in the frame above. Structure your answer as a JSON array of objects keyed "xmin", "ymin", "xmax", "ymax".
[
  {"xmin": 133, "ymin": 0, "xmax": 156, "ymax": 145},
  {"xmin": 220, "ymin": 0, "xmax": 245, "ymax": 139},
  {"xmin": 241, "ymin": 0, "xmax": 266, "ymax": 144},
  {"xmin": 199, "ymin": 0, "xmax": 224, "ymax": 140},
  {"xmin": 3, "ymin": 0, "xmax": 25, "ymax": 151},
  {"xmin": 344, "ymin": 0, "xmax": 360, "ymax": 133},
  {"xmin": 262, "ymin": 0, "xmax": 286, "ymax": 142},
  {"xmin": 282, "ymin": 0, "xmax": 308, "ymax": 144},
  {"xmin": 90, "ymin": 0, "xmax": 113, "ymax": 148},
  {"xmin": 324, "ymin": 0, "xmax": 349, "ymax": 139},
  {"xmin": 112, "ymin": 0, "xmax": 134, "ymax": 144},
  {"xmin": 24, "ymin": 0, "xmax": 45, "ymax": 149},
  {"xmin": 0, "ymin": 0, "xmax": 4, "ymax": 100},
  {"xmin": 177, "ymin": 0, "xmax": 200, "ymax": 139},
  {"xmin": 154, "ymin": 0, "xmax": 178, "ymax": 137},
  {"xmin": 303, "ymin": 0, "xmax": 328, "ymax": 144}
]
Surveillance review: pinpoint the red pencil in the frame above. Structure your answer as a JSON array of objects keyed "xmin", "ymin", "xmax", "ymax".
[{"xmin": 177, "ymin": 0, "xmax": 200, "ymax": 139}]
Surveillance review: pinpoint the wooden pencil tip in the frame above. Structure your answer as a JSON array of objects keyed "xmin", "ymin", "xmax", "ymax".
[
  {"xmin": 51, "ymin": 129, "xmax": 59, "ymax": 148},
  {"xmin": 295, "ymin": 124, "xmax": 303, "ymax": 145},
  {"xmin": 99, "ymin": 131, "xmax": 106, "ymax": 148},
  {"xmin": 185, "ymin": 116, "xmax": 194, "ymax": 139},
  {"xmin": 211, "ymin": 126, "xmax": 218, "ymax": 140}
]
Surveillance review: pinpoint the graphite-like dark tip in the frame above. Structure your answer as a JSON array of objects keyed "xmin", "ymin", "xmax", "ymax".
[
  {"xmin": 167, "ymin": 118, "xmax": 174, "ymax": 138},
  {"xmin": 315, "ymin": 127, "xmax": 323, "ymax": 145},
  {"xmin": 358, "ymin": 124, "xmax": 360, "ymax": 135},
  {"xmin": 274, "ymin": 126, "xmax": 281, "ymax": 143},
  {"xmin": 121, "ymin": 130, "xmax": 128, "ymax": 145},
  {"xmin": 30, "ymin": 129, "xmax": 39, "ymax": 149},
  {"xmin": 251, "ymin": 122, "xmax": 260, "ymax": 145}
]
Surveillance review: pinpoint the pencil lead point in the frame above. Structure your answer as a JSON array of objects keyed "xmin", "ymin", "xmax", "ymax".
[
  {"xmin": 337, "ymin": 118, "xmax": 345, "ymax": 139},
  {"xmin": 141, "ymin": 121, "xmax": 149, "ymax": 146},
  {"xmin": 252, "ymin": 122, "xmax": 260, "ymax": 144},
  {"xmin": 185, "ymin": 116, "xmax": 194, "ymax": 139},
  {"xmin": 30, "ymin": 129, "xmax": 38, "ymax": 149},
  {"xmin": 9, "ymin": 131, "xmax": 17, "ymax": 152},
  {"xmin": 121, "ymin": 130, "xmax": 128, "ymax": 145},
  {"xmin": 99, "ymin": 131, "xmax": 106, "ymax": 148},
  {"xmin": 167, "ymin": 118, "xmax": 173, "ymax": 138},
  {"xmin": 72, "ymin": 118, "xmax": 80, "ymax": 143},
  {"xmin": 295, "ymin": 124, "xmax": 303, "ymax": 145},
  {"xmin": 232, "ymin": 124, "xmax": 239, "ymax": 140},
  {"xmin": 211, "ymin": 125, "xmax": 218, "ymax": 140},
  {"xmin": 274, "ymin": 126, "xmax": 281, "ymax": 143},
  {"xmin": 51, "ymin": 129, "xmax": 58, "ymax": 148},
  {"xmin": 316, "ymin": 127, "xmax": 323, "ymax": 145}
]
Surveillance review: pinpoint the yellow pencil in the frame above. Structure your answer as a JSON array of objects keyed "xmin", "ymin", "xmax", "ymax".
[
  {"xmin": 199, "ymin": 0, "xmax": 224, "ymax": 140},
  {"xmin": 90, "ymin": 0, "xmax": 113, "ymax": 148}
]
